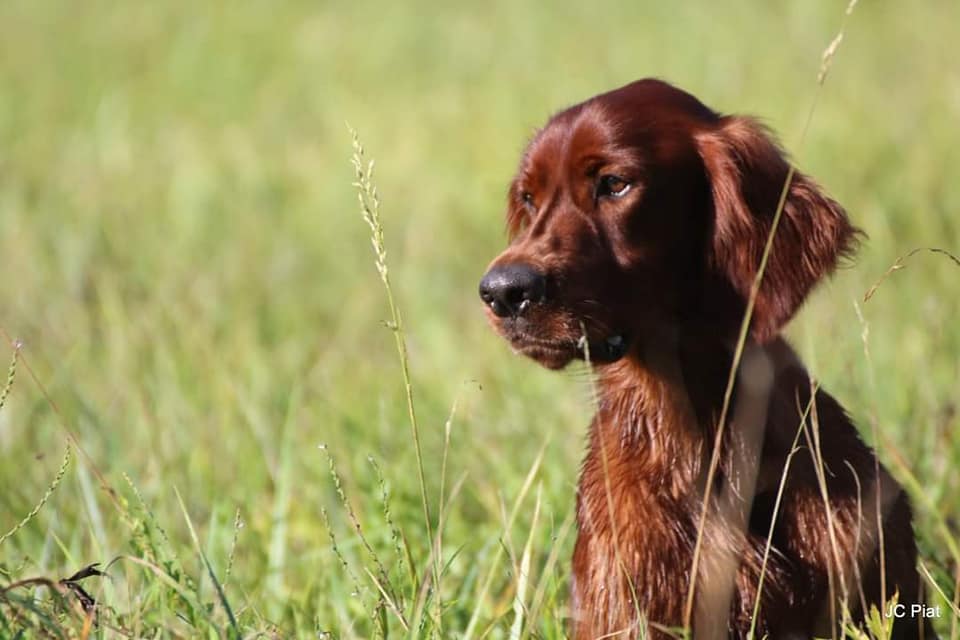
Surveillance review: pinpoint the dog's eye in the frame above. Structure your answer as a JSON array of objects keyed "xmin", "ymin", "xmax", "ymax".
[
  {"xmin": 597, "ymin": 175, "xmax": 631, "ymax": 199},
  {"xmin": 521, "ymin": 191, "xmax": 535, "ymax": 208}
]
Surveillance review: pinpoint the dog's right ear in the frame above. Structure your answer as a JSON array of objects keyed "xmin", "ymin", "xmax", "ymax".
[{"xmin": 695, "ymin": 116, "xmax": 861, "ymax": 342}]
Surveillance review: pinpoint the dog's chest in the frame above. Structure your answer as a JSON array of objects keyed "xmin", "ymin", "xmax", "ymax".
[{"xmin": 571, "ymin": 407, "xmax": 705, "ymax": 632}]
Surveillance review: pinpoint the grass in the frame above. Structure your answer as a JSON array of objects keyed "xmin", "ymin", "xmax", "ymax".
[{"xmin": 1, "ymin": 0, "xmax": 959, "ymax": 637}]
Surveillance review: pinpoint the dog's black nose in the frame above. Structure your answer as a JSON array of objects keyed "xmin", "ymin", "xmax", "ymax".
[{"xmin": 479, "ymin": 263, "xmax": 547, "ymax": 318}]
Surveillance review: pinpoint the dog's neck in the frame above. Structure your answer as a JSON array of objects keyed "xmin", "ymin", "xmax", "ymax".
[
  {"xmin": 588, "ymin": 328, "xmax": 783, "ymax": 500},
  {"xmin": 597, "ymin": 325, "xmax": 735, "ymax": 422},
  {"xmin": 590, "ymin": 357, "xmax": 709, "ymax": 501}
]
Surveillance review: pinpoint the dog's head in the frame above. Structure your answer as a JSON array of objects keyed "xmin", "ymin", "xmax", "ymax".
[{"xmin": 479, "ymin": 79, "xmax": 859, "ymax": 370}]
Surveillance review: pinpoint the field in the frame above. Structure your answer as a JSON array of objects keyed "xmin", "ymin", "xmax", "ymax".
[{"xmin": 1, "ymin": 1, "xmax": 959, "ymax": 637}]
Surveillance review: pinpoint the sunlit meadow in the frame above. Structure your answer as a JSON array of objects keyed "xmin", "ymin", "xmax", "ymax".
[{"xmin": 1, "ymin": 1, "xmax": 958, "ymax": 637}]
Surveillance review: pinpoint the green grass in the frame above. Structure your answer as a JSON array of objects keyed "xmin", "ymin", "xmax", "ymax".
[{"xmin": 1, "ymin": 0, "xmax": 958, "ymax": 637}]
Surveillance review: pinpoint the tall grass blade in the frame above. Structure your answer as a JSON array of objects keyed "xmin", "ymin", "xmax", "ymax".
[
  {"xmin": 173, "ymin": 486, "xmax": 239, "ymax": 636},
  {"xmin": 463, "ymin": 446, "xmax": 545, "ymax": 640},
  {"xmin": 683, "ymin": 2, "xmax": 860, "ymax": 631},
  {"xmin": 509, "ymin": 483, "xmax": 542, "ymax": 640}
]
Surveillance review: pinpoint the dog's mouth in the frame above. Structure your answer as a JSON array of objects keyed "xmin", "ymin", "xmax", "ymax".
[{"xmin": 506, "ymin": 331, "xmax": 630, "ymax": 369}]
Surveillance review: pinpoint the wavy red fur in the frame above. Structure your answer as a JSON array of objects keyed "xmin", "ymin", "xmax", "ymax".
[{"xmin": 479, "ymin": 79, "xmax": 932, "ymax": 639}]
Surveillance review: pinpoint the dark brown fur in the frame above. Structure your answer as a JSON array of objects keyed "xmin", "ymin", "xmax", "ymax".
[{"xmin": 479, "ymin": 79, "xmax": 933, "ymax": 639}]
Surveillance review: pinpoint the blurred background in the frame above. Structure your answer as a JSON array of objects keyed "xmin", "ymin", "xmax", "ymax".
[{"xmin": 1, "ymin": 1, "xmax": 958, "ymax": 636}]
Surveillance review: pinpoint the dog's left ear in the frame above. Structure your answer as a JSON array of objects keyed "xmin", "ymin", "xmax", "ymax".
[{"xmin": 695, "ymin": 116, "xmax": 861, "ymax": 342}]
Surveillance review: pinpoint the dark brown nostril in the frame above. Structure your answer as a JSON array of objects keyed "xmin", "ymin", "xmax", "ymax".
[{"xmin": 478, "ymin": 263, "xmax": 547, "ymax": 318}]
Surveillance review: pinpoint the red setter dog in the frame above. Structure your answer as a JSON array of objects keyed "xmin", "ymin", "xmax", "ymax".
[{"xmin": 479, "ymin": 79, "xmax": 933, "ymax": 639}]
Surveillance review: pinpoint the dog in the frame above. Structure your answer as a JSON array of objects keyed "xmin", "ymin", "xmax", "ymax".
[{"xmin": 479, "ymin": 79, "xmax": 932, "ymax": 639}]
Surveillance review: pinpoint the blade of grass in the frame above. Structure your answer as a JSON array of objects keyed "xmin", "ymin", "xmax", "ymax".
[
  {"xmin": 683, "ymin": 1, "xmax": 860, "ymax": 631},
  {"xmin": 951, "ymin": 559, "xmax": 960, "ymax": 640},
  {"xmin": 747, "ymin": 387, "xmax": 818, "ymax": 639},
  {"xmin": 522, "ymin": 506, "xmax": 576, "ymax": 640},
  {"xmin": 463, "ymin": 445, "xmax": 545, "ymax": 640},
  {"xmin": 579, "ymin": 325, "xmax": 644, "ymax": 630},
  {"xmin": 104, "ymin": 554, "xmax": 204, "ymax": 616},
  {"xmin": 75, "ymin": 461, "xmax": 107, "ymax": 558},
  {"xmin": 348, "ymin": 126, "xmax": 434, "ymax": 546},
  {"xmin": 349, "ymin": 128, "xmax": 441, "ymax": 633},
  {"xmin": 852, "ymin": 299, "xmax": 889, "ymax": 614},
  {"xmin": 863, "ymin": 247, "xmax": 960, "ymax": 302},
  {"xmin": 509, "ymin": 483, "xmax": 542, "ymax": 640},
  {"xmin": 267, "ymin": 385, "xmax": 301, "ymax": 611},
  {"xmin": 364, "ymin": 567, "xmax": 410, "ymax": 632},
  {"xmin": 801, "ymin": 384, "xmax": 847, "ymax": 638},
  {"xmin": 409, "ymin": 472, "xmax": 468, "ymax": 638},
  {"xmin": 919, "ymin": 560, "xmax": 960, "ymax": 619},
  {"xmin": 173, "ymin": 486, "xmax": 239, "ymax": 636}
]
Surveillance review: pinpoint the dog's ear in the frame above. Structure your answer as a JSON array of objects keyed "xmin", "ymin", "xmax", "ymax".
[{"xmin": 695, "ymin": 116, "xmax": 861, "ymax": 342}]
